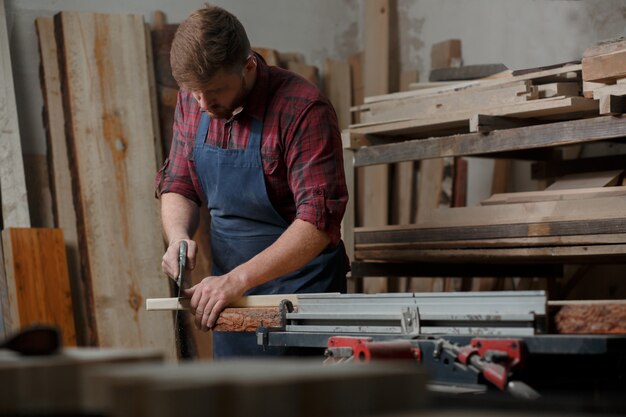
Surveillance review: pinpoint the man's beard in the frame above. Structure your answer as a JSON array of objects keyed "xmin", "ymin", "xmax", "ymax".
[{"xmin": 207, "ymin": 76, "xmax": 248, "ymax": 119}]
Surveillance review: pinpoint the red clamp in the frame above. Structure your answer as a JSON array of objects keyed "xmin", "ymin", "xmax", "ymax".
[{"xmin": 327, "ymin": 336, "xmax": 421, "ymax": 363}]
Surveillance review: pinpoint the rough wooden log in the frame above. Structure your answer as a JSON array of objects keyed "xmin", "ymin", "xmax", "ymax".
[
  {"xmin": 555, "ymin": 302, "xmax": 626, "ymax": 334},
  {"xmin": 213, "ymin": 307, "xmax": 282, "ymax": 332}
]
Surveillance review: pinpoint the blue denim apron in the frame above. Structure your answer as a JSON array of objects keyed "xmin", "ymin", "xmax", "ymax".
[{"xmin": 193, "ymin": 112, "xmax": 347, "ymax": 358}]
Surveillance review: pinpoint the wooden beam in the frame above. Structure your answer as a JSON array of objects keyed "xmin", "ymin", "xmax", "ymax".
[
  {"xmin": 354, "ymin": 116, "xmax": 626, "ymax": 167},
  {"xmin": 582, "ymin": 40, "xmax": 626, "ymax": 82},
  {"xmin": 324, "ymin": 59, "xmax": 351, "ymax": 130},
  {"xmin": 55, "ymin": 12, "xmax": 175, "ymax": 357},
  {"xmin": 0, "ymin": 0, "xmax": 29, "ymax": 227}
]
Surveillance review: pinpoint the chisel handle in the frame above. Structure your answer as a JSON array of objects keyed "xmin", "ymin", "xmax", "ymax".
[{"xmin": 177, "ymin": 240, "xmax": 188, "ymax": 288}]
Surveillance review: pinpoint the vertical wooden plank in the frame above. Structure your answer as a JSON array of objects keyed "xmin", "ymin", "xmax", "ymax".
[
  {"xmin": 362, "ymin": 0, "xmax": 392, "ymax": 294},
  {"xmin": 55, "ymin": 12, "xmax": 175, "ymax": 359},
  {"xmin": 324, "ymin": 59, "xmax": 351, "ymax": 130},
  {"xmin": 0, "ymin": 235, "xmax": 14, "ymax": 338},
  {"xmin": 1, "ymin": 228, "xmax": 76, "ymax": 346},
  {"xmin": 36, "ymin": 16, "xmax": 88, "ymax": 345},
  {"xmin": 0, "ymin": 0, "xmax": 30, "ymax": 228}
]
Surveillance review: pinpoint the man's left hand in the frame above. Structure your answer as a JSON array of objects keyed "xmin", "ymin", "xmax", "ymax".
[{"xmin": 183, "ymin": 274, "xmax": 246, "ymax": 331}]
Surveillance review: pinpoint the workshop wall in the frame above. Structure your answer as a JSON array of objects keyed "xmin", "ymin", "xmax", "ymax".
[{"xmin": 5, "ymin": 0, "xmax": 626, "ymax": 200}]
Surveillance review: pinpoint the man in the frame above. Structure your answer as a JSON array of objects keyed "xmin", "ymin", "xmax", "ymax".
[{"xmin": 155, "ymin": 3, "xmax": 349, "ymax": 358}]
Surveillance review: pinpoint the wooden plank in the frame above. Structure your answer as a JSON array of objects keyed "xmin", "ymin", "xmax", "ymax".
[
  {"xmin": 351, "ymin": 96, "xmax": 598, "ymax": 138},
  {"xmin": 324, "ymin": 59, "xmax": 351, "ymax": 129},
  {"xmin": 555, "ymin": 303, "xmax": 626, "ymax": 334},
  {"xmin": 356, "ymin": 233, "xmax": 626, "ymax": 250},
  {"xmin": 1, "ymin": 228, "xmax": 76, "ymax": 346},
  {"xmin": 430, "ymin": 39, "xmax": 461, "ymax": 70},
  {"xmin": 0, "ymin": 0, "xmax": 29, "ymax": 228},
  {"xmin": 35, "ymin": 17, "xmax": 88, "ymax": 345},
  {"xmin": 469, "ymin": 114, "xmax": 532, "ymax": 133},
  {"xmin": 355, "ymin": 216, "xmax": 626, "ymax": 246},
  {"xmin": 365, "ymin": 63, "xmax": 582, "ymax": 106},
  {"xmin": 83, "ymin": 360, "xmax": 426, "ymax": 417},
  {"xmin": 55, "ymin": 12, "xmax": 175, "ymax": 358},
  {"xmin": 582, "ymin": 47, "xmax": 626, "ymax": 82},
  {"xmin": 146, "ymin": 294, "xmax": 301, "ymax": 311},
  {"xmin": 355, "ymin": 244, "xmax": 626, "ymax": 263},
  {"xmin": 353, "ymin": 115, "xmax": 626, "ymax": 167},
  {"xmin": 360, "ymin": 82, "xmax": 533, "ymax": 124},
  {"xmin": 348, "ymin": 52, "xmax": 364, "ymax": 124},
  {"xmin": 544, "ymin": 170, "xmax": 623, "ymax": 190},
  {"xmin": 418, "ymin": 195, "xmax": 626, "ymax": 227},
  {"xmin": 361, "ymin": 0, "xmax": 392, "ymax": 294},
  {"xmin": 0, "ymin": 347, "xmax": 163, "ymax": 415},
  {"xmin": 482, "ymin": 186, "xmax": 626, "ymax": 205}
]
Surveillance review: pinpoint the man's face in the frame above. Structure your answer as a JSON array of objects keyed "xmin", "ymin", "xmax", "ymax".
[{"xmin": 191, "ymin": 58, "xmax": 254, "ymax": 119}]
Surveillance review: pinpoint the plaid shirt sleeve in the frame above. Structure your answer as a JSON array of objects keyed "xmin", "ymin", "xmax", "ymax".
[
  {"xmin": 285, "ymin": 100, "xmax": 348, "ymax": 246},
  {"xmin": 154, "ymin": 90, "xmax": 204, "ymax": 205}
]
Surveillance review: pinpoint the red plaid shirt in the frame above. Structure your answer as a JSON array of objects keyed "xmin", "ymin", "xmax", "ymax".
[{"xmin": 155, "ymin": 54, "xmax": 348, "ymax": 246}]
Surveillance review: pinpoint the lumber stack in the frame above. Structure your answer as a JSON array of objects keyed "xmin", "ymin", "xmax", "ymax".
[{"xmin": 344, "ymin": 39, "xmax": 626, "ymax": 280}]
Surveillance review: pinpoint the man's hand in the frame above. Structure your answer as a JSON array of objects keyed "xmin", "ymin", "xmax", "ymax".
[
  {"xmin": 184, "ymin": 273, "xmax": 247, "ymax": 331},
  {"xmin": 161, "ymin": 239, "xmax": 198, "ymax": 280}
]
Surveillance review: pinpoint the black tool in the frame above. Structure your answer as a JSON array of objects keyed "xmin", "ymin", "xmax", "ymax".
[{"xmin": 0, "ymin": 324, "xmax": 61, "ymax": 356}]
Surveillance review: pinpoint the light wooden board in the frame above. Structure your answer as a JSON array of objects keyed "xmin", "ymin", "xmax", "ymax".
[
  {"xmin": 582, "ymin": 47, "xmax": 626, "ymax": 82},
  {"xmin": 55, "ymin": 12, "xmax": 175, "ymax": 358},
  {"xmin": 430, "ymin": 39, "xmax": 461, "ymax": 70},
  {"xmin": 359, "ymin": 81, "xmax": 533, "ymax": 124},
  {"xmin": 35, "ymin": 17, "xmax": 88, "ymax": 345},
  {"xmin": 544, "ymin": 170, "xmax": 623, "ymax": 191},
  {"xmin": 0, "ymin": 0, "xmax": 29, "ymax": 228},
  {"xmin": 413, "ymin": 195, "xmax": 626, "ymax": 228},
  {"xmin": 482, "ymin": 185, "xmax": 626, "ymax": 205},
  {"xmin": 2, "ymin": 228, "xmax": 76, "ymax": 346},
  {"xmin": 361, "ymin": 0, "xmax": 392, "ymax": 294},
  {"xmin": 146, "ymin": 294, "xmax": 301, "ymax": 310}
]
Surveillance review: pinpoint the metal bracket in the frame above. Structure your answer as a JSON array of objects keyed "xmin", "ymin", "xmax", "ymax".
[{"xmin": 400, "ymin": 307, "xmax": 420, "ymax": 335}]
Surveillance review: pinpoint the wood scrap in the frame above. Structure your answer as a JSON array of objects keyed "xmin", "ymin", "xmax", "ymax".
[
  {"xmin": 0, "ymin": 0, "xmax": 30, "ymax": 228},
  {"xmin": 430, "ymin": 39, "xmax": 462, "ymax": 70},
  {"xmin": 429, "ymin": 63, "xmax": 508, "ymax": 82},
  {"xmin": 146, "ymin": 294, "xmax": 301, "ymax": 310},
  {"xmin": 55, "ymin": 11, "xmax": 175, "ymax": 358}
]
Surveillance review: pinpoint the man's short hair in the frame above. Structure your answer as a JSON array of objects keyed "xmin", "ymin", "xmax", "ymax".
[{"xmin": 170, "ymin": 3, "xmax": 251, "ymax": 90}]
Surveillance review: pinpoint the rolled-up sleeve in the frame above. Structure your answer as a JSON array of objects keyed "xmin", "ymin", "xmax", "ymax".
[
  {"xmin": 154, "ymin": 90, "xmax": 203, "ymax": 206},
  {"xmin": 284, "ymin": 101, "xmax": 348, "ymax": 246}
]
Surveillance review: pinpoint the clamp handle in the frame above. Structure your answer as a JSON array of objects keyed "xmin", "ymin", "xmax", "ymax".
[{"xmin": 176, "ymin": 240, "xmax": 188, "ymax": 288}]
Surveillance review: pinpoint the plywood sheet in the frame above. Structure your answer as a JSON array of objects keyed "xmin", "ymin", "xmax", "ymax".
[
  {"xmin": 55, "ymin": 12, "xmax": 175, "ymax": 358},
  {"xmin": 2, "ymin": 228, "xmax": 76, "ymax": 346}
]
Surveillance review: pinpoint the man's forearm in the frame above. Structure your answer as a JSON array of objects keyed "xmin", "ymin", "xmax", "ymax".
[
  {"xmin": 161, "ymin": 192, "xmax": 200, "ymax": 244},
  {"xmin": 230, "ymin": 219, "xmax": 331, "ymax": 291}
]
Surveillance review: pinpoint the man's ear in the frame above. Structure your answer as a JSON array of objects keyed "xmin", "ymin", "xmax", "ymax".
[{"xmin": 244, "ymin": 55, "xmax": 257, "ymax": 74}]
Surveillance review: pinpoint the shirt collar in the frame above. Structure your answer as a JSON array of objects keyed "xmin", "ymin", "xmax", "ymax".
[{"xmin": 241, "ymin": 51, "xmax": 269, "ymax": 122}]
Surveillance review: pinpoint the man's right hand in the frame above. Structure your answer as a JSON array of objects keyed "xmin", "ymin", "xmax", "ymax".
[{"xmin": 162, "ymin": 239, "xmax": 198, "ymax": 280}]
